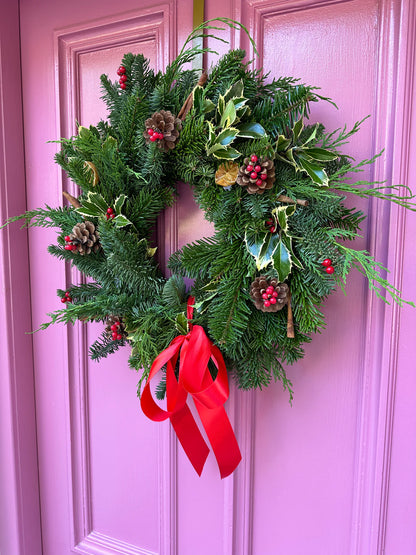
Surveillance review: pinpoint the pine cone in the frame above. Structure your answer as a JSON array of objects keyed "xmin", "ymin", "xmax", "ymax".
[
  {"xmin": 250, "ymin": 276, "xmax": 289, "ymax": 312},
  {"xmin": 105, "ymin": 315, "xmax": 127, "ymax": 341},
  {"xmin": 236, "ymin": 154, "xmax": 275, "ymax": 194},
  {"xmin": 143, "ymin": 110, "xmax": 182, "ymax": 152},
  {"xmin": 68, "ymin": 221, "xmax": 100, "ymax": 255}
]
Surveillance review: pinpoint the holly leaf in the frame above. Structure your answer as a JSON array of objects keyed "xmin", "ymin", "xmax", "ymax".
[
  {"xmin": 237, "ymin": 122, "xmax": 266, "ymax": 139},
  {"xmin": 193, "ymin": 86, "xmax": 204, "ymax": 113},
  {"xmin": 301, "ymin": 147, "xmax": 338, "ymax": 162},
  {"xmin": 74, "ymin": 204, "xmax": 102, "ymax": 219},
  {"xmin": 224, "ymin": 80, "xmax": 244, "ymax": 102},
  {"xmin": 203, "ymin": 99, "xmax": 216, "ymax": 114},
  {"xmin": 272, "ymin": 239, "xmax": 292, "ymax": 282},
  {"xmin": 276, "ymin": 135, "xmax": 292, "ymax": 151},
  {"xmin": 85, "ymin": 192, "xmax": 108, "ymax": 212},
  {"xmin": 216, "ymin": 127, "xmax": 239, "ymax": 146},
  {"xmin": 112, "ymin": 214, "xmax": 133, "ymax": 227},
  {"xmin": 220, "ymin": 100, "xmax": 237, "ymax": 128},
  {"xmin": 282, "ymin": 235, "xmax": 303, "ymax": 269},
  {"xmin": 212, "ymin": 147, "xmax": 241, "ymax": 160},
  {"xmin": 114, "ymin": 194, "xmax": 127, "ymax": 214},
  {"xmin": 245, "ymin": 231, "xmax": 281, "ymax": 271},
  {"xmin": 175, "ymin": 312, "xmax": 188, "ymax": 335},
  {"xmin": 292, "ymin": 117, "xmax": 304, "ymax": 142},
  {"xmin": 272, "ymin": 205, "xmax": 296, "ymax": 234},
  {"xmin": 296, "ymin": 154, "xmax": 329, "ymax": 186}
]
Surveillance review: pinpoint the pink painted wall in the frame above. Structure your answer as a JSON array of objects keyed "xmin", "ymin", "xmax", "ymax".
[{"xmin": 1, "ymin": 0, "xmax": 415, "ymax": 553}]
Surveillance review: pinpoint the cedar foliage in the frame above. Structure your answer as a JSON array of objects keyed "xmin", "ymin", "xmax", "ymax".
[{"xmin": 3, "ymin": 19, "xmax": 415, "ymax": 401}]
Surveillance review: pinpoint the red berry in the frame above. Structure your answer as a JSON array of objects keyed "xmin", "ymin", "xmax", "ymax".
[
  {"xmin": 270, "ymin": 226, "xmax": 276, "ymax": 233},
  {"xmin": 71, "ymin": 245, "xmax": 77, "ymax": 251},
  {"xmin": 264, "ymin": 300, "xmax": 271, "ymax": 307},
  {"xmin": 120, "ymin": 83, "xmax": 127, "ymax": 90},
  {"xmin": 106, "ymin": 214, "xmax": 110, "ymax": 220},
  {"xmin": 107, "ymin": 207, "xmax": 113, "ymax": 214},
  {"xmin": 66, "ymin": 297, "xmax": 72, "ymax": 303},
  {"xmin": 119, "ymin": 74, "xmax": 127, "ymax": 83},
  {"xmin": 270, "ymin": 297, "xmax": 277, "ymax": 305},
  {"xmin": 254, "ymin": 165, "xmax": 261, "ymax": 173},
  {"xmin": 64, "ymin": 235, "xmax": 71, "ymax": 242},
  {"xmin": 157, "ymin": 133, "xmax": 164, "ymax": 140},
  {"xmin": 256, "ymin": 179, "xmax": 263, "ymax": 186},
  {"xmin": 322, "ymin": 258, "xmax": 332, "ymax": 267},
  {"xmin": 325, "ymin": 266, "xmax": 335, "ymax": 274},
  {"xmin": 272, "ymin": 291, "xmax": 278, "ymax": 297},
  {"xmin": 266, "ymin": 219, "xmax": 273, "ymax": 225},
  {"xmin": 116, "ymin": 334, "xmax": 123, "ymax": 340},
  {"xmin": 118, "ymin": 66, "xmax": 126, "ymax": 74},
  {"xmin": 147, "ymin": 128, "xmax": 154, "ymax": 136},
  {"xmin": 110, "ymin": 213, "xmax": 115, "ymax": 219},
  {"xmin": 246, "ymin": 165, "xmax": 253, "ymax": 172},
  {"xmin": 150, "ymin": 135, "xmax": 157, "ymax": 142},
  {"xmin": 61, "ymin": 297, "xmax": 67, "ymax": 303},
  {"xmin": 266, "ymin": 286, "xmax": 274, "ymax": 294},
  {"xmin": 250, "ymin": 172, "xmax": 258, "ymax": 179},
  {"xmin": 260, "ymin": 173, "xmax": 267, "ymax": 180},
  {"xmin": 112, "ymin": 332, "xmax": 118, "ymax": 340},
  {"xmin": 251, "ymin": 155, "xmax": 258, "ymax": 163},
  {"xmin": 64, "ymin": 245, "xmax": 73, "ymax": 250},
  {"xmin": 115, "ymin": 321, "xmax": 121, "ymax": 327},
  {"xmin": 111, "ymin": 324, "xmax": 118, "ymax": 331},
  {"xmin": 262, "ymin": 292, "xmax": 269, "ymax": 300},
  {"xmin": 65, "ymin": 291, "xmax": 70, "ymax": 297}
]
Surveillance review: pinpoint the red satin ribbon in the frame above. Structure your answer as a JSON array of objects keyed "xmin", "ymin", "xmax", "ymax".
[{"xmin": 140, "ymin": 297, "xmax": 242, "ymax": 478}]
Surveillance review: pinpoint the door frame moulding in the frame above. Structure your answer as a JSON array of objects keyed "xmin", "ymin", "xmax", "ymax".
[{"xmin": 53, "ymin": 4, "xmax": 180, "ymax": 554}]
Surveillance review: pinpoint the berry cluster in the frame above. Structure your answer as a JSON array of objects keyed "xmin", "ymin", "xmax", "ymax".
[
  {"xmin": 64, "ymin": 235, "xmax": 77, "ymax": 251},
  {"xmin": 61, "ymin": 291, "xmax": 72, "ymax": 303},
  {"xmin": 261, "ymin": 284, "xmax": 280, "ymax": 307},
  {"xmin": 146, "ymin": 128, "xmax": 164, "ymax": 142},
  {"xmin": 110, "ymin": 321, "xmax": 124, "ymax": 341},
  {"xmin": 246, "ymin": 155, "xmax": 268, "ymax": 187},
  {"xmin": 321, "ymin": 258, "xmax": 335, "ymax": 274},
  {"xmin": 106, "ymin": 207, "xmax": 116, "ymax": 220},
  {"xmin": 265, "ymin": 218, "xmax": 276, "ymax": 233},
  {"xmin": 117, "ymin": 66, "xmax": 127, "ymax": 90}
]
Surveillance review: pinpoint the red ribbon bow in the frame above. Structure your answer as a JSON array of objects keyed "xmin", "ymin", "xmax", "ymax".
[{"xmin": 140, "ymin": 297, "xmax": 242, "ymax": 478}]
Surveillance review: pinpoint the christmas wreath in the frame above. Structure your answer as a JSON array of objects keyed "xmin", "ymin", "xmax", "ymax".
[{"xmin": 4, "ymin": 19, "xmax": 415, "ymax": 477}]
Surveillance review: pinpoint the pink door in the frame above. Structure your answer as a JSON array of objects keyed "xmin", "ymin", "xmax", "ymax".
[{"xmin": 1, "ymin": 0, "xmax": 416, "ymax": 553}]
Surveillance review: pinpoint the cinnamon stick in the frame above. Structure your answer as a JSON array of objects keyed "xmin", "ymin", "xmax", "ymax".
[
  {"xmin": 277, "ymin": 194, "xmax": 308, "ymax": 207},
  {"xmin": 178, "ymin": 71, "xmax": 208, "ymax": 120},
  {"xmin": 286, "ymin": 294, "xmax": 295, "ymax": 339},
  {"xmin": 63, "ymin": 191, "xmax": 81, "ymax": 208}
]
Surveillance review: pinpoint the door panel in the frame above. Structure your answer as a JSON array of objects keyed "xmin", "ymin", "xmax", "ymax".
[{"xmin": 17, "ymin": 0, "xmax": 416, "ymax": 553}]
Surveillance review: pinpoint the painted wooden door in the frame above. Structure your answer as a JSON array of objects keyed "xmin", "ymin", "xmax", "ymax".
[{"xmin": 2, "ymin": 0, "xmax": 415, "ymax": 553}]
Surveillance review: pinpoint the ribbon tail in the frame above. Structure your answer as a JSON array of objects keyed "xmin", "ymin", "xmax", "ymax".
[
  {"xmin": 170, "ymin": 405, "xmax": 210, "ymax": 476},
  {"xmin": 194, "ymin": 400, "xmax": 242, "ymax": 479}
]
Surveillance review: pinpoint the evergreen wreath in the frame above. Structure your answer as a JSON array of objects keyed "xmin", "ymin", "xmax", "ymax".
[{"xmin": 4, "ymin": 19, "xmax": 415, "ymax": 405}]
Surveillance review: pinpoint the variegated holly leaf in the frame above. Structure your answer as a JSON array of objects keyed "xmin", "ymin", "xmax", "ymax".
[
  {"xmin": 272, "ymin": 239, "xmax": 292, "ymax": 282},
  {"xmin": 114, "ymin": 194, "xmax": 127, "ymax": 214},
  {"xmin": 245, "ymin": 230, "xmax": 280, "ymax": 271},
  {"xmin": 272, "ymin": 205, "xmax": 296, "ymax": 234}
]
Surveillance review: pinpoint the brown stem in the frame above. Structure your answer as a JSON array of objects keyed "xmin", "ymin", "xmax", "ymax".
[
  {"xmin": 286, "ymin": 293, "xmax": 295, "ymax": 339},
  {"xmin": 63, "ymin": 191, "xmax": 81, "ymax": 208},
  {"xmin": 178, "ymin": 71, "xmax": 208, "ymax": 120},
  {"xmin": 277, "ymin": 194, "xmax": 309, "ymax": 207}
]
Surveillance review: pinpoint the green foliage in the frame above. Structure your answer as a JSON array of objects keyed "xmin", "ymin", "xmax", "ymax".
[{"xmin": 4, "ymin": 18, "xmax": 414, "ymax": 401}]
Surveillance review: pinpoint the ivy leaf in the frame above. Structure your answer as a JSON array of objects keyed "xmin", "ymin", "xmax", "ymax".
[
  {"xmin": 272, "ymin": 239, "xmax": 292, "ymax": 282},
  {"xmin": 237, "ymin": 122, "xmax": 266, "ymax": 139},
  {"xmin": 112, "ymin": 214, "xmax": 133, "ymax": 227},
  {"xmin": 114, "ymin": 194, "xmax": 127, "ymax": 214}
]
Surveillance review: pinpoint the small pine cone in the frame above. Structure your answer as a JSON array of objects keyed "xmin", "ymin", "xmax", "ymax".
[
  {"xmin": 236, "ymin": 155, "xmax": 275, "ymax": 194},
  {"xmin": 250, "ymin": 276, "xmax": 289, "ymax": 312},
  {"xmin": 105, "ymin": 315, "xmax": 127, "ymax": 340},
  {"xmin": 143, "ymin": 110, "xmax": 182, "ymax": 152},
  {"xmin": 69, "ymin": 221, "xmax": 100, "ymax": 255}
]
